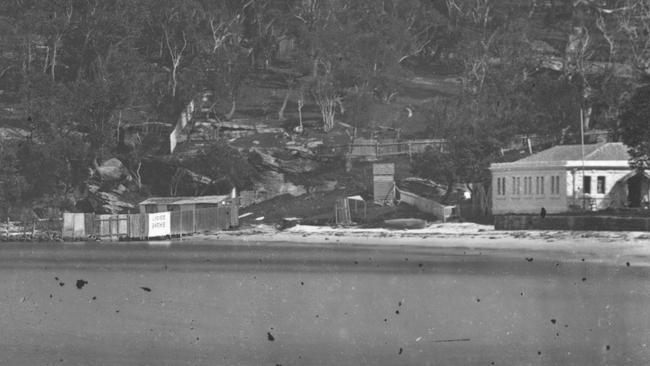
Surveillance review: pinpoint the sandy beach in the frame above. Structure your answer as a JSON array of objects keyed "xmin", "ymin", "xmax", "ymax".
[{"xmin": 200, "ymin": 223, "xmax": 650, "ymax": 264}]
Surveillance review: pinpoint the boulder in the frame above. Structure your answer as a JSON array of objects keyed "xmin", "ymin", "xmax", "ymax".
[{"xmin": 95, "ymin": 158, "xmax": 129, "ymax": 181}]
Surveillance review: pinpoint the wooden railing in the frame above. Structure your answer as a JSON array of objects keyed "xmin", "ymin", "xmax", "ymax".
[{"xmin": 321, "ymin": 138, "xmax": 448, "ymax": 159}]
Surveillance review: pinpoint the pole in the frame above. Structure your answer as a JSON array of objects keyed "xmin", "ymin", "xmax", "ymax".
[{"xmin": 580, "ymin": 108, "xmax": 586, "ymax": 210}]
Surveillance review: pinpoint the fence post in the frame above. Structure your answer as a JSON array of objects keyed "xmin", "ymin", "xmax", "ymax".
[{"xmin": 108, "ymin": 216, "xmax": 113, "ymax": 241}]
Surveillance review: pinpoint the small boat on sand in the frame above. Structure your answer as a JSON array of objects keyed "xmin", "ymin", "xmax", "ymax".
[{"xmin": 383, "ymin": 218, "xmax": 427, "ymax": 229}]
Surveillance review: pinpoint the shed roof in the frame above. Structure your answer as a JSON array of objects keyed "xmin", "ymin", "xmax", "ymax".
[
  {"xmin": 516, "ymin": 142, "xmax": 630, "ymax": 163},
  {"xmin": 173, "ymin": 195, "xmax": 229, "ymax": 205},
  {"xmin": 139, "ymin": 195, "xmax": 229, "ymax": 206}
]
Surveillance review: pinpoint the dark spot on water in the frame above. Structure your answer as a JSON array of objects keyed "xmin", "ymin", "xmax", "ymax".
[
  {"xmin": 49, "ymin": 294, "xmax": 53, "ymax": 298},
  {"xmin": 395, "ymin": 310, "xmax": 400, "ymax": 314},
  {"xmin": 300, "ymin": 281, "xmax": 304, "ymax": 286},
  {"xmin": 267, "ymin": 332, "xmax": 275, "ymax": 341},
  {"xmin": 564, "ymin": 324, "xmax": 568, "ymax": 328},
  {"xmin": 520, "ymin": 292, "xmax": 524, "ymax": 296},
  {"xmin": 626, "ymin": 262, "xmax": 630, "ymax": 267},
  {"xmin": 418, "ymin": 263, "xmax": 423, "ymax": 268},
  {"xmin": 92, "ymin": 296, "xmax": 96, "ymax": 300},
  {"xmin": 354, "ymin": 261, "xmax": 358, "ymax": 265},
  {"xmin": 582, "ymin": 277, "xmax": 587, "ymax": 282},
  {"xmin": 384, "ymin": 318, "xmax": 387, "ymax": 322},
  {"xmin": 59, "ymin": 282, "xmax": 65, "ymax": 287},
  {"xmin": 116, "ymin": 310, "xmax": 120, "ymax": 313},
  {"xmin": 556, "ymin": 332, "xmax": 560, "ymax": 336},
  {"xmin": 54, "ymin": 277, "xmax": 59, "ymax": 281},
  {"xmin": 551, "ymin": 319, "xmax": 557, "ymax": 324},
  {"xmin": 196, "ymin": 337, "xmax": 199, "ymax": 341},
  {"xmin": 315, "ymin": 314, "xmax": 319, "ymax": 318},
  {"xmin": 398, "ymin": 301, "xmax": 402, "ymax": 307},
  {"xmin": 405, "ymin": 258, "xmax": 408, "ymax": 261},
  {"xmin": 398, "ymin": 347, "xmax": 403, "ymax": 355},
  {"xmin": 60, "ymin": 359, "xmax": 63, "ymax": 362},
  {"xmin": 140, "ymin": 287, "xmax": 151, "ymax": 292},
  {"xmin": 581, "ymin": 258, "xmax": 585, "ymax": 262},
  {"xmin": 525, "ymin": 257, "xmax": 533, "ymax": 262},
  {"xmin": 476, "ymin": 298, "xmax": 481, "ymax": 302},
  {"xmin": 537, "ymin": 351, "xmax": 542, "ymax": 355},
  {"xmin": 491, "ymin": 363, "xmax": 495, "ymax": 365},
  {"xmin": 164, "ymin": 265, "xmax": 168, "ymax": 270},
  {"xmin": 606, "ymin": 344, "xmax": 610, "ymax": 350},
  {"xmin": 76, "ymin": 279, "xmax": 88, "ymax": 289}
]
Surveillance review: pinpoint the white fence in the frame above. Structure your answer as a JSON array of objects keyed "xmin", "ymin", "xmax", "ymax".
[{"xmin": 397, "ymin": 188, "xmax": 456, "ymax": 222}]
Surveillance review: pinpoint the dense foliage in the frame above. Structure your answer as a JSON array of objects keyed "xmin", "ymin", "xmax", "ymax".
[{"xmin": 1, "ymin": 0, "xmax": 649, "ymax": 215}]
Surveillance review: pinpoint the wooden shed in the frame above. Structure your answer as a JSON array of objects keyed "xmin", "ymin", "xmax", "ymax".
[
  {"xmin": 138, "ymin": 195, "xmax": 230, "ymax": 214},
  {"xmin": 373, "ymin": 163, "xmax": 395, "ymax": 204}
]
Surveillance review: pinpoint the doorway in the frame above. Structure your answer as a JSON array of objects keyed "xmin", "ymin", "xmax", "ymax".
[{"xmin": 627, "ymin": 173, "xmax": 643, "ymax": 207}]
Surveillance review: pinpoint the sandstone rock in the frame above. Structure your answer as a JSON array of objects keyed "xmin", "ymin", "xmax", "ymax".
[
  {"xmin": 95, "ymin": 158, "xmax": 129, "ymax": 181},
  {"xmin": 312, "ymin": 180, "xmax": 337, "ymax": 193}
]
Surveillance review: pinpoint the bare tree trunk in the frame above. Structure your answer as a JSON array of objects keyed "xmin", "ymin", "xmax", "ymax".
[
  {"xmin": 51, "ymin": 35, "xmax": 61, "ymax": 81},
  {"xmin": 225, "ymin": 99, "xmax": 236, "ymax": 120},
  {"xmin": 171, "ymin": 64, "xmax": 178, "ymax": 98},
  {"xmin": 43, "ymin": 46, "xmax": 50, "ymax": 74},
  {"xmin": 297, "ymin": 96, "xmax": 304, "ymax": 132},
  {"xmin": 134, "ymin": 162, "xmax": 142, "ymax": 189},
  {"xmin": 278, "ymin": 92, "xmax": 290, "ymax": 121}
]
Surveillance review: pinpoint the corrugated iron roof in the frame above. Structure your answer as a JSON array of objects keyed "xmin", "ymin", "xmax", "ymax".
[
  {"xmin": 139, "ymin": 195, "xmax": 229, "ymax": 206},
  {"xmin": 516, "ymin": 142, "xmax": 630, "ymax": 163},
  {"xmin": 173, "ymin": 195, "xmax": 229, "ymax": 205}
]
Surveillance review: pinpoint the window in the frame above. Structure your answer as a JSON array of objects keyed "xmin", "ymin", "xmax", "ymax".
[
  {"xmin": 597, "ymin": 176, "xmax": 606, "ymax": 194},
  {"xmin": 516, "ymin": 177, "xmax": 521, "ymax": 195},
  {"xmin": 528, "ymin": 177, "xmax": 533, "ymax": 195},
  {"xmin": 540, "ymin": 176, "xmax": 544, "ymax": 195},
  {"xmin": 550, "ymin": 176, "xmax": 560, "ymax": 195},
  {"xmin": 583, "ymin": 175, "xmax": 591, "ymax": 194},
  {"xmin": 502, "ymin": 177, "xmax": 506, "ymax": 196},
  {"xmin": 523, "ymin": 177, "xmax": 528, "ymax": 194},
  {"xmin": 512, "ymin": 177, "xmax": 516, "ymax": 195},
  {"xmin": 536, "ymin": 177, "xmax": 540, "ymax": 195},
  {"xmin": 497, "ymin": 178, "xmax": 503, "ymax": 195}
]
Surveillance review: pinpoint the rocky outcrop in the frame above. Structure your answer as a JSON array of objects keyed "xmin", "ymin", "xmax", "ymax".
[
  {"xmin": 93, "ymin": 158, "xmax": 131, "ymax": 182},
  {"xmin": 85, "ymin": 184, "xmax": 135, "ymax": 214}
]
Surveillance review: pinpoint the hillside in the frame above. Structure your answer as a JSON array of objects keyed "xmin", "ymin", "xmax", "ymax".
[{"xmin": 0, "ymin": 0, "xmax": 648, "ymax": 221}]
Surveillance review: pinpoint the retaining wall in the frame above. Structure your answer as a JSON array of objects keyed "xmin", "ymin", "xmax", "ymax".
[{"xmin": 495, "ymin": 214, "xmax": 650, "ymax": 231}]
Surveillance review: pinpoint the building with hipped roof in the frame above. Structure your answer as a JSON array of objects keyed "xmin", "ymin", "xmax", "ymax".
[{"xmin": 490, "ymin": 142, "xmax": 650, "ymax": 214}]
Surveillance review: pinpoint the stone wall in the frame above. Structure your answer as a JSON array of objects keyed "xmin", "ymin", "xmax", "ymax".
[{"xmin": 494, "ymin": 214, "xmax": 650, "ymax": 231}]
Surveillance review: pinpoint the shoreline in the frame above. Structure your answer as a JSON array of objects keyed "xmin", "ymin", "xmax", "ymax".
[{"xmin": 198, "ymin": 223, "xmax": 650, "ymax": 263}]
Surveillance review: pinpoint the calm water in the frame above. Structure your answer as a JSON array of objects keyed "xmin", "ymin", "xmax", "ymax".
[{"xmin": 0, "ymin": 241, "xmax": 648, "ymax": 365}]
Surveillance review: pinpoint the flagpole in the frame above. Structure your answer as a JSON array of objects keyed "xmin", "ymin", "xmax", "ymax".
[{"xmin": 580, "ymin": 108, "xmax": 586, "ymax": 210}]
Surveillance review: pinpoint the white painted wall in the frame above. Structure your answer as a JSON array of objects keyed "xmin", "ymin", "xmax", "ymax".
[
  {"xmin": 492, "ymin": 168, "xmax": 567, "ymax": 214},
  {"xmin": 492, "ymin": 166, "xmax": 632, "ymax": 214},
  {"xmin": 565, "ymin": 168, "xmax": 630, "ymax": 210}
]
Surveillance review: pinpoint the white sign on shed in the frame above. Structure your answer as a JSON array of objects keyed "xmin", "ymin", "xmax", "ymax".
[{"xmin": 148, "ymin": 212, "xmax": 171, "ymax": 237}]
